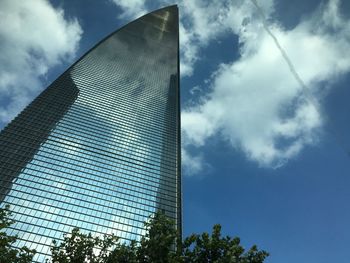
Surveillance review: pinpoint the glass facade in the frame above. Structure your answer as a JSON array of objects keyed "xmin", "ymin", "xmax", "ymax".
[{"xmin": 0, "ymin": 5, "xmax": 180, "ymax": 262}]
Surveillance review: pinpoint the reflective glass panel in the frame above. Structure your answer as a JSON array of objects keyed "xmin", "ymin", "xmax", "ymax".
[{"xmin": 0, "ymin": 5, "xmax": 180, "ymax": 262}]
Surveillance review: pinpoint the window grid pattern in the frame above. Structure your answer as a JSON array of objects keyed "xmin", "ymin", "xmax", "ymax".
[{"xmin": 0, "ymin": 6, "xmax": 180, "ymax": 262}]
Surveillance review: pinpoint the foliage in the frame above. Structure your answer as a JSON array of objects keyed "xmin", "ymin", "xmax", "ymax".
[
  {"xmin": 48, "ymin": 213, "xmax": 178, "ymax": 263},
  {"xmin": 47, "ymin": 227, "xmax": 120, "ymax": 263},
  {"xmin": 0, "ymin": 205, "xmax": 36, "ymax": 263},
  {"xmin": 136, "ymin": 212, "xmax": 179, "ymax": 263},
  {"xmin": 48, "ymin": 212, "xmax": 268, "ymax": 263},
  {"xmin": 0, "ymin": 206, "xmax": 269, "ymax": 263},
  {"xmin": 181, "ymin": 224, "xmax": 269, "ymax": 263}
]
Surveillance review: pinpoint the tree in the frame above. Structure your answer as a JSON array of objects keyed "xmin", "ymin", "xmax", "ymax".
[
  {"xmin": 48, "ymin": 227, "xmax": 116, "ymax": 263},
  {"xmin": 48, "ymin": 212, "xmax": 268, "ymax": 263},
  {"xmin": 0, "ymin": 205, "xmax": 36, "ymax": 263},
  {"xmin": 136, "ymin": 212, "xmax": 180, "ymax": 263},
  {"xmin": 181, "ymin": 224, "xmax": 269, "ymax": 262},
  {"xmin": 48, "ymin": 213, "xmax": 179, "ymax": 263}
]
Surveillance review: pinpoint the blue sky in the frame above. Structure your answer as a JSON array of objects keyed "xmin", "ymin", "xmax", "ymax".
[{"xmin": 1, "ymin": 0, "xmax": 350, "ymax": 262}]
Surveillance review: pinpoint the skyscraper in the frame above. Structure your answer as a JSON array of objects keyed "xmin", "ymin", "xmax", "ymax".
[{"xmin": 0, "ymin": 5, "xmax": 180, "ymax": 262}]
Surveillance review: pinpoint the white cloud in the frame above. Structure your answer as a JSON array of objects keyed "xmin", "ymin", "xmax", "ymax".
[
  {"xmin": 110, "ymin": 0, "xmax": 147, "ymax": 19},
  {"xmin": 177, "ymin": 0, "xmax": 276, "ymax": 77},
  {"xmin": 109, "ymin": 0, "xmax": 276, "ymax": 77},
  {"xmin": 110, "ymin": 0, "xmax": 248, "ymax": 77},
  {"xmin": 0, "ymin": 0, "xmax": 82, "ymax": 124},
  {"xmin": 182, "ymin": 0, "xmax": 350, "ymax": 168},
  {"xmin": 42, "ymin": 0, "xmax": 348, "ymax": 172},
  {"xmin": 182, "ymin": 148, "xmax": 205, "ymax": 176},
  {"xmin": 178, "ymin": 21, "xmax": 198, "ymax": 77},
  {"xmin": 177, "ymin": 0, "xmax": 237, "ymax": 76}
]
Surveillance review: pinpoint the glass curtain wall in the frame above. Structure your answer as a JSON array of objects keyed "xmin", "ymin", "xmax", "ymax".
[{"xmin": 0, "ymin": 5, "xmax": 180, "ymax": 262}]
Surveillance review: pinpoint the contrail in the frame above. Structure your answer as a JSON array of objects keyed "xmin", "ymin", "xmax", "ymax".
[
  {"xmin": 250, "ymin": 0, "xmax": 317, "ymax": 106},
  {"xmin": 251, "ymin": 0, "xmax": 350, "ymax": 155}
]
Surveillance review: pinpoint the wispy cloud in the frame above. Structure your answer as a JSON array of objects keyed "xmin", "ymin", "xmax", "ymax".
[
  {"xmin": 182, "ymin": 0, "xmax": 350, "ymax": 170},
  {"xmin": 182, "ymin": 148, "xmax": 206, "ymax": 176},
  {"xmin": 2, "ymin": 0, "xmax": 348, "ymax": 175},
  {"xmin": 109, "ymin": 0, "xmax": 147, "ymax": 19},
  {"xmin": 113, "ymin": 0, "xmax": 350, "ymax": 171},
  {"xmin": 110, "ymin": 0, "xmax": 241, "ymax": 77},
  {"xmin": 0, "ymin": 0, "xmax": 82, "ymax": 124},
  {"xmin": 110, "ymin": 0, "xmax": 327, "ymax": 171}
]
